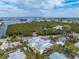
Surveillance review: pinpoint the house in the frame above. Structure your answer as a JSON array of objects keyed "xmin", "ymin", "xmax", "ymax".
[
  {"xmin": 27, "ymin": 37, "xmax": 53, "ymax": 54},
  {"xmin": 48, "ymin": 52, "xmax": 68, "ymax": 59},
  {"xmin": 56, "ymin": 37, "xmax": 68, "ymax": 46},
  {"xmin": 75, "ymin": 42, "xmax": 79, "ymax": 48},
  {"xmin": 74, "ymin": 56, "xmax": 79, "ymax": 59},
  {"xmin": 0, "ymin": 41, "xmax": 21, "ymax": 50},
  {"xmin": 8, "ymin": 49, "xmax": 26, "ymax": 59},
  {"xmin": 53, "ymin": 25, "xmax": 63, "ymax": 30},
  {"xmin": 0, "ymin": 22, "xmax": 3, "ymax": 25},
  {"xmin": 0, "ymin": 22, "xmax": 3, "ymax": 28},
  {"xmin": 73, "ymin": 33, "xmax": 79, "ymax": 39},
  {"xmin": 0, "ymin": 38, "xmax": 6, "ymax": 42},
  {"xmin": 32, "ymin": 32, "xmax": 37, "ymax": 37}
]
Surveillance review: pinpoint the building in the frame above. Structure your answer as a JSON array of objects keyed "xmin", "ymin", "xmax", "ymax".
[
  {"xmin": 75, "ymin": 42, "xmax": 79, "ymax": 48},
  {"xmin": 53, "ymin": 25, "xmax": 63, "ymax": 30},
  {"xmin": 0, "ymin": 22, "xmax": 3, "ymax": 28},
  {"xmin": 56, "ymin": 37, "xmax": 68, "ymax": 46},
  {"xmin": 48, "ymin": 52, "xmax": 68, "ymax": 59},
  {"xmin": 0, "ymin": 41, "xmax": 21, "ymax": 50},
  {"xmin": 8, "ymin": 49, "xmax": 26, "ymax": 59},
  {"xmin": 27, "ymin": 37, "xmax": 53, "ymax": 54}
]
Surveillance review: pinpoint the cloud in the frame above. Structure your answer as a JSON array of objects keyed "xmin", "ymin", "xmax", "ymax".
[
  {"xmin": 41, "ymin": 7, "xmax": 79, "ymax": 17},
  {"xmin": 15, "ymin": 0, "xmax": 64, "ymax": 10},
  {"xmin": 0, "ymin": 4, "xmax": 28, "ymax": 17},
  {"xmin": 0, "ymin": 0, "xmax": 79, "ymax": 17},
  {"xmin": 0, "ymin": 5, "xmax": 16, "ymax": 11},
  {"xmin": 2, "ymin": 0, "xmax": 18, "ymax": 3},
  {"xmin": 60, "ymin": 0, "xmax": 79, "ymax": 7}
]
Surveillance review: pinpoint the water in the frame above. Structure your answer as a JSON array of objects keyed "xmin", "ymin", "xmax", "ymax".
[
  {"xmin": 0, "ymin": 18, "xmax": 30, "ymax": 36},
  {"xmin": 8, "ymin": 49, "xmax": 26, "ymax": 59},
  {"xmin": 0, "ymin": 17, "xmax": 41, "ymax": 36},
  {"xmin": 0, "ymin": 17, "xmax": 78, "ymax": 36}
]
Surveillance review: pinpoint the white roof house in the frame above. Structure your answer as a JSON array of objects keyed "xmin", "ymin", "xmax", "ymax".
[
  {"xmin": 56, "ymin": 41, "xmax": 64, "ymax": 46},
  {"xmin": 0, "ymin": 22, "xmax": 3, "ymax": 28},
  {"xmin": 27, "ymin": 37, "xmax": 53, "ymax": 54},
  {"xmin": 49, "ymin": 52, "xmax": 68, "ymax": 59},
  {"xmin": 0, "ymin": 42, "xmax": 21, "ymax": 50},
  {"xmin": 74, "ymin": 56, "xmax": 79, "ymax": 59},
  {"xmin": 0, "ymin": 38, "xmax": 6, "ymax": 42},
  {"xmin": 0, "ymin": 22, "xmax": 3, "ymax": 25},
  {"xmin": 8, "ymin": 49, "xmax": 26, "ymax": 59},
  {"xmin": 32, "ymin": 32, "xmax": 37, "ymax": 37},
  {"xmin": 73, "ymin": 33, "xmax": 79, "ymax": 39},
  {"xmin": 75, "ymin": 42, "xmax": 79, "ymax": 48},
  {"xmin": 56, "ymin": 37, "xmax": 68, "ymax": 46},
  {"xmin": 53, "ymin": 25, "xmax": 63, "ymax": 30}
]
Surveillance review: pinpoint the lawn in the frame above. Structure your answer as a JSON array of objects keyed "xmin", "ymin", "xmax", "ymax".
[{"xmin": 6, "ymin": 21, "xmax": 79, "ymax": 36}]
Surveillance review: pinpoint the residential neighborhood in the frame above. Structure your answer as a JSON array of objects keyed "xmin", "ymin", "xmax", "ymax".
[
  {"xmin": 0, "ymin": 0, "xmax": 79, "ymax": 59},
  {"xmin": 0, "ymin": 18, "xmax": 79, "ymax": 59}
]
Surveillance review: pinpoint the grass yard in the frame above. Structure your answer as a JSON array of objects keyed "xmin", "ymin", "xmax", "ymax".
[{"xmin": 6, "ymin": 21, "xmax": 79, "ymax": 36}]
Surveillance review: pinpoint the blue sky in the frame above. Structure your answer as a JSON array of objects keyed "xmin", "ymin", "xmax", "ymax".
[{"xmin": 0, "ymin": 0, "xmax": 79, "ymax": 17}]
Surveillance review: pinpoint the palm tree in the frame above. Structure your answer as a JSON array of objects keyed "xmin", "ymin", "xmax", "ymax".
[
  {"xmin": 35, "ymin": 52, "xmax": 45, "ymax": 59},
  {"xmin": 25, "ymin": 39, "xmax": 36, "ymax": 59}
]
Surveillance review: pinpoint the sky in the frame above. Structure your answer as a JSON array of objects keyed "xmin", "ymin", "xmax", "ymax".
[{"xmin": 0, "ymin": 0, "xmax": 79, "ymax": 17}]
